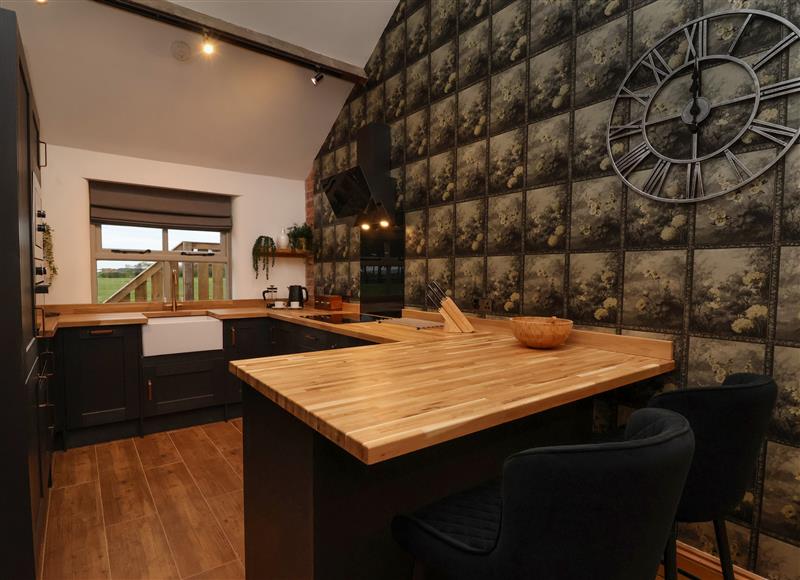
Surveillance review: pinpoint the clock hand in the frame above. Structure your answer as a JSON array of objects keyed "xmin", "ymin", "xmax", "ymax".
[
  {"xmin": 643, "ymin": 91, "xmax": 757, "ymax": 129},
  {"xmin": 688, "ymin": 60, "xmax": 701, "ymax": 134}
]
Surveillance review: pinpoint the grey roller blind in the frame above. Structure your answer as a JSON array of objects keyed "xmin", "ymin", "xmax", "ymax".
[{"xmin": 89, "ymin": 180, "xmax": 232, "ymax": 231}]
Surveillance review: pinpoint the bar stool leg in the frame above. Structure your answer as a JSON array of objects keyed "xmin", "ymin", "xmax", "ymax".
[
  {"xmin": 713, "ymin": 518, "xmax": 735, "ymax": 580},
  {"xmin": 664, "ymin": 524, "xmax": 678, "ymax": 580}
]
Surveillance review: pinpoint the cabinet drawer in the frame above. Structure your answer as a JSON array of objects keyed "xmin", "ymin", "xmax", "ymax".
[
  {"xmin": 330, "ymin": 334, "xmax": 374, "ymax": 349},
  {"xmin": 76, "ymin": 325, "xmax": 138, "ymax": 339},
  {"xmin": 294, "ymin": 326, "xmax": 332, "ymax": 351}
]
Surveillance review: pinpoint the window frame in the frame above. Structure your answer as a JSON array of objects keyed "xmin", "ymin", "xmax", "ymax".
[{"xmin": 90, "ymin": 223, "xmax": 232, "ymax": 304}]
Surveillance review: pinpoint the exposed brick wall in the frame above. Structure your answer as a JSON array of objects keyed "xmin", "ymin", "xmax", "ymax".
[{"xmin": 305, "ymin": 169, "xmax": 315, "ymax": 302}]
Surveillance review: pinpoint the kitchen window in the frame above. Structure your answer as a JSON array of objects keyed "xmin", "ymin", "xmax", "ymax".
[{"xmin": 89, "ymin": 181, "xmax": 232, "ymax": 304}]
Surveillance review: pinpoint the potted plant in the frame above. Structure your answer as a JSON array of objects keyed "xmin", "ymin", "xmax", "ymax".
[
  {"xmin": 287, "ymin": 222, "xmax": 313, "ymax": 252},
  {"xmin": 252, "ymin": 235, "xmax": 277, "ymax": 278}
]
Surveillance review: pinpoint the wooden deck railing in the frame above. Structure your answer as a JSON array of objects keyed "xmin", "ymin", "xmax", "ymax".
[{"xmin": 104, "ymin": 242, "xmax": 226, "ymax": 303}]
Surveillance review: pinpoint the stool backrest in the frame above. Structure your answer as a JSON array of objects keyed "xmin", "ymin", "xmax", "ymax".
[
  {"xmin": 648, "ymin": 373, "xmax": 777, "ymax": 522},
  {"xmin": 495, "ymin": 408, "xmax": 694, "ymax": 580}
]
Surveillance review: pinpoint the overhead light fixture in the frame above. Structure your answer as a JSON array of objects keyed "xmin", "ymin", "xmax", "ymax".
[
  {"xmin": 201, "ymin": 33, "xmax": 215, "ymax": 56},
  {"xmin": 311, "ymin": 68, "xmax": 325, "ymax": 86},
  {"xmin": 361, "ymin": 223, "xmax": 371, "ymax": 231},
  {"xmin": 35, "ymin": 0, "xmax": 48, "ymax": 4}
]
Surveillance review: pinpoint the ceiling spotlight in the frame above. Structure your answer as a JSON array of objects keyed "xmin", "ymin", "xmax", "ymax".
[
  {"xmin": 360, "ymin": 223, "xmax": 371, "ymax": 231},
  {"xmin": 201, "ymin": 34, "xmax": 215, "ymax": 56},
  {"xmin": 311, "ymin": 69, "xmax": 325, "ymax": 86},
  {"xmin": 35, "ymin": 0, "xmax": 48, "ymax": 4},
  {"xmin": 379, "ymin": 219, "xmax": 390, "ymax": 228}
]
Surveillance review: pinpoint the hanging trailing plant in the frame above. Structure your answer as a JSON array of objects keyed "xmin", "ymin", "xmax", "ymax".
[
  {"xmin": 42, "ymin": 223, "xmax": 58, "ymax": 285},
  {"xmin": 252, "ymin": 235, "xmax": 277, "ymax": 279}
]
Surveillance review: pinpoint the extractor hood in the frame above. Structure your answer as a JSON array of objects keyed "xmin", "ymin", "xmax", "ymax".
[{"xmin": 321, "ymin": 123, "xmax": 396, "ymax": 226}]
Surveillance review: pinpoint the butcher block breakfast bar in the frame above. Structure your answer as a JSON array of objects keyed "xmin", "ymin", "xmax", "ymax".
[{"xmin": 230, "ymin": 310, "xmax": 675, "ymax": 580}]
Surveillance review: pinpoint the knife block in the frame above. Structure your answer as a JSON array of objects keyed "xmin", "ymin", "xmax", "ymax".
[
  {"xmin": 438, "ymin": 301, "xmax": 474, "ymax": 333},
  {"xmin": 440, "ymin": 310, "xmax": 460, "ymax": 333}
]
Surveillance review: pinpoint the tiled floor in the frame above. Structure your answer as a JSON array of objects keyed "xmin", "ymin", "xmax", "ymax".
[{"xmin": 41, "ymin": 419, "xmax": 245, "ymax": 580}]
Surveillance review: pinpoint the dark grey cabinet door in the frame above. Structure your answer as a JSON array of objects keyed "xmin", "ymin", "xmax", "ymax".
[
  {"xmin": 37, "ymin": 373, "xmax": 53, "ymax": 494},
  {"xmin": 25, "ymin": 354, "xmax": 41, "ymax": 533},
  {"xmin": 224, "ymin": 319, "xmax": 273, "ymax": 403},
  {"xmin": 270, "ymin": 320, "xmax": 296, "ymax": 355},
  {"xmin": 63, "ymin": 326, "xmax": 141, "ymax": 429},
  {"xmin": 142, "ymin": 351, "xmax": 226, "ymax": 417}
]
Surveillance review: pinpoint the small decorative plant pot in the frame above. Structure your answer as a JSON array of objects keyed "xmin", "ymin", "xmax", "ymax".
[{"xmin": 277, "ymin": 228, "xmax": 290, "ymax": 249}]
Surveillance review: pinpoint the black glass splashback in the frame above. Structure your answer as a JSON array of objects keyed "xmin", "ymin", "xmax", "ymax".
[{"xmin": 359, "ymin": 225, "xmax": 404, "ymax": 317}]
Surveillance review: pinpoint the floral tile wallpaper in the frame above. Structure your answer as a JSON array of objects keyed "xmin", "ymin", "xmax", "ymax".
[{"xmin": 312, "ymin": 0, "xmax": 800, "ymax": 573}]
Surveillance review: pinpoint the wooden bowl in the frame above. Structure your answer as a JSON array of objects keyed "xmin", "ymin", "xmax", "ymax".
[{"xmin": 511, "ymin": 316, "xmax": 573, "ymax": 349}]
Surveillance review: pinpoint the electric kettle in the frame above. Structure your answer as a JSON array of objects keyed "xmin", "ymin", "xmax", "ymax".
[{"xmin": 288, "ymin": 285, "xmax": 309, "ymax": 307}]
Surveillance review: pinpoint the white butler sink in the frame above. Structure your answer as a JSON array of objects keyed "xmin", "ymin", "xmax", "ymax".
[{"xmin": 142, "ymin": 315, "xmax": 223, "ymax": 357}]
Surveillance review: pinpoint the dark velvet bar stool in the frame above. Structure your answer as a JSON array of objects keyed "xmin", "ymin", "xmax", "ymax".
[
  {"xmin": 392, "ymin": 408, "xmax": 695, "ymax": 580},
  {"xmin": 648, "ymin": 373, "xmax": 777, "ymax": 580}
]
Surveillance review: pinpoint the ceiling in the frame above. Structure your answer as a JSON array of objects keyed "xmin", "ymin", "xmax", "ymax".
[
  {"xmin": 0, "ymin": 0, "xmax": 395, "ymax": 179},
  {"xmin": 170, "ymin": 0, "xmax": 397, "ymax": 68}
]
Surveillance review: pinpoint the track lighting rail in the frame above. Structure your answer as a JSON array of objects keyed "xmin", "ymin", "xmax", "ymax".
[{"xmin": 92, "ymin": 0, "xmax": 366, "ymax": 84}]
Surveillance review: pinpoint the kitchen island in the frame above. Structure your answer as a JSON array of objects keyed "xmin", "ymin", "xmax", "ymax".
[{"xmin": 230, "ymin": 312, "xmax": 675, "ymax": 579}]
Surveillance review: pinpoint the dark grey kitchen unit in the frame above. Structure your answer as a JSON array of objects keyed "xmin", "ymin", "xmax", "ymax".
[
  {"xmin": 223, "ymin": 318, "xmax": 274, "ymax": 404},
  {"xmin": 54, "ymin": 316, "xmax": 374, "ymax": 447},
  {"xmin": 61, "ymin": 325, "xmax": 141, "ymax": 429},
  {"xmin": 142, "ymin": 350, "xmax": 227, "ymax": 416},
  {"xmin": 271, "ymin": 318, "xmax": 373, "ymax": 353}
]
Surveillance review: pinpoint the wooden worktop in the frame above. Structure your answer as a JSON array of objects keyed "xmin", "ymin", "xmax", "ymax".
[
  {"xmin": 39, "ymin": 301, "xmax": 674, "ymax": 466},
  {"xmin": 230, "ymin": 317, "xmax": 675, "ymax": 465},
  {"xmin": 39, "ymin": 303, "xmax": 445, "ymax": 345},
  {"xmin": 40, "ymin": 311, "xmax": 150, "ymax": 335}
]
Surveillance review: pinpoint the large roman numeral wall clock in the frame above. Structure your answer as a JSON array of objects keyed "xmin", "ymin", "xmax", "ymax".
[{"xmin": 607, "ymin": 9, "xmax": 800, "ymax": 203}]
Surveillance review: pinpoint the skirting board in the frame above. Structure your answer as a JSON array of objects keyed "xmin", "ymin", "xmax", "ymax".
[{"xmin": 662, "ymin": 542, "xmax": 765, "ymax": 580}]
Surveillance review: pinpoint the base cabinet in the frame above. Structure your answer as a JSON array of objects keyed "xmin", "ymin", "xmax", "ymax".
[
  {"xmin": 62, "ymin": 325, "xmax": 141, "ymax": 429},
  {"xmin": 142, "ymin": 351, "xmax": 226, "ymax": 416},
  {"xmin": 223, "ymin": 319, "xmax": 274, "ymax": 404},
  {"xmin": 55, "ymin": 317, "xmax": 373, "ymax": 446},
  {"xmin": 224, "ymin": 318, "xmax": 373, "ymax": 400},
  {"xmin": 271, "ymin": 319, "xmax": 373, "ymax": 353}
]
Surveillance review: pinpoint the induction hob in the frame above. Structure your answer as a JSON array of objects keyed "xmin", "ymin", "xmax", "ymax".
[{"xmin": 301, "ymin": 313, "xmax": 390, "ymax": 324}]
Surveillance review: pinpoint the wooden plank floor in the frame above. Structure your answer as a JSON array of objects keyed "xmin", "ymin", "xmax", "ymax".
[
  {"xmin": 41, "ymin": 419, "xmax": 244, "ymax": 580},
  {"xmin": 41, "ymin": 416, "xmax": 735, "ymax": 580}
]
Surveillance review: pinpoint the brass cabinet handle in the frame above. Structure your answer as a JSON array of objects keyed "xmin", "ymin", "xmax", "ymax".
[
  {"xmin": 231, "ymin": 326, "xmax": 236, "ymax": 346},
  {"xmin": 89, "ymin": 328, "xmax": 114, "ymax": 335},
  {"xmin": 303, "ymin": 334, "xmax": 318, "ymax": 341},
  {"xmin": 147, "ymin": 379, "xmax": 153, "ymax": 401}
]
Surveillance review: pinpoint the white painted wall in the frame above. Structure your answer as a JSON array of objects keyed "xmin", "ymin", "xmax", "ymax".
[{"xmin": 41, "ymin": 144, "xmax": 307, "ymax": 304}]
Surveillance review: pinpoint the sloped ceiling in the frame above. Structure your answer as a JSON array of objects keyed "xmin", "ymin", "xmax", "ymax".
[
  {"xmin": 1, "ymin": 0, "xmax": 395, "ymax": 179},
  {"xmin": 170, "ymin": 0, "xmax": 397, "ymax": 68}
]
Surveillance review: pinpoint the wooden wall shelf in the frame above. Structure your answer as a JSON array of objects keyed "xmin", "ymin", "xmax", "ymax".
[{"xmin": 274, "ymin": 249, "xmax": 311, "ymax": 258}]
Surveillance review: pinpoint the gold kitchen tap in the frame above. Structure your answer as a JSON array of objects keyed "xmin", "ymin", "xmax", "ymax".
[{"xmin": 170, "ymin": 268, "xmax": 182, "ymax": 312}]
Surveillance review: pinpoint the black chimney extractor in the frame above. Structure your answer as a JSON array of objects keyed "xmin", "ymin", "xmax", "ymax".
[{"xmin": 321, "ymin": 123, "xmax": 396, "ymax": 227}]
